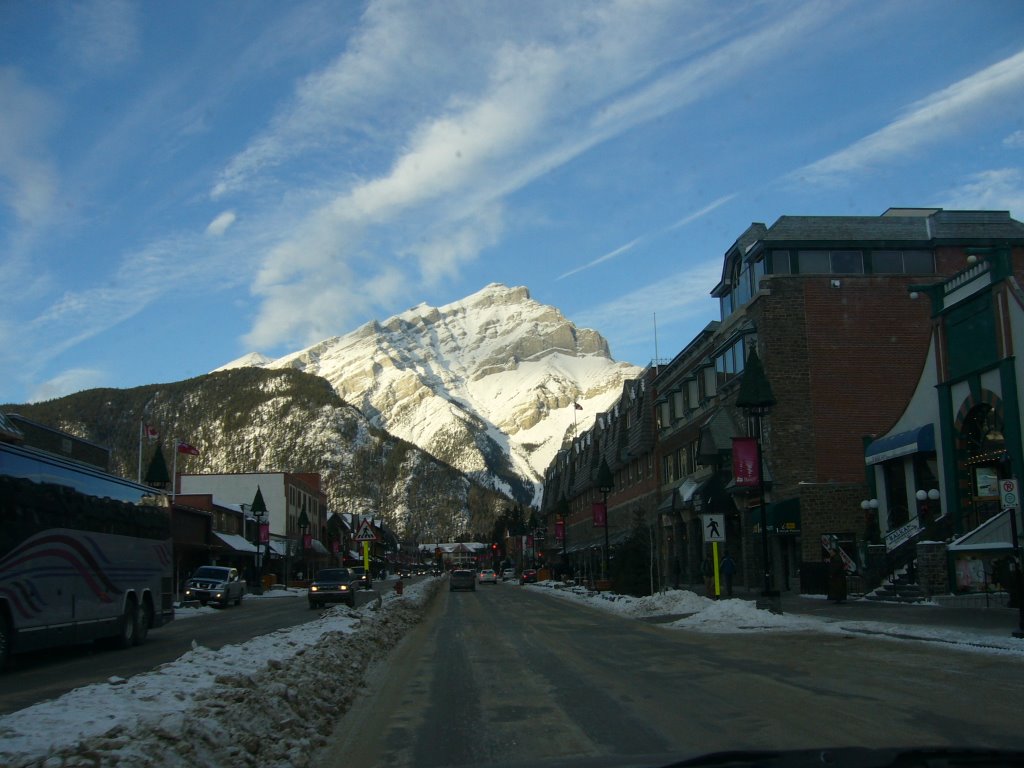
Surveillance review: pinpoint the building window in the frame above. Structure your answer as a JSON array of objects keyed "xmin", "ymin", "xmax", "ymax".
[
  {"xmin": 870, "ymin": 249, "xmax": 935, "ymax": 274},
  {"xmin": 770, "ymin": 250, "xmax": 792, "ymax": 274},
  {"xmin": 797, "ymin": 249, "xmax": 864, "ymax": 274},
  {"xmin": 830, "ymin": 250, "xmax": 864, "ymax": 273}
]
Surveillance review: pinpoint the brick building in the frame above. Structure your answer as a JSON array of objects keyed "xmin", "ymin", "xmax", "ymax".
[{"xmin": 541, "ymin": 207, "xmax": 1024, "ymax": 595}]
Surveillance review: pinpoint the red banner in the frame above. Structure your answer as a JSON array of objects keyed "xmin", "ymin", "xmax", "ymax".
[
  {"xmin": 303, "ymin": 533, "xmax": 312, "ymax": 550},
  {"xmin": 258, "ymin": 522, "xmax": 269, "ymax": 544},
  {"xmin": 331, "ymin": 540, "xmax": 340, "ymax": 554},
  {"xmin": 732, "ymin": 436, "xmax": 761, "ymax": 487},
  {"xmin": 592, "ymin": 502, "xmax": 607, "ymax": 528},
  {"xmin": 555, "ymin": 518, "xmax": 565, "ymax": 541}
]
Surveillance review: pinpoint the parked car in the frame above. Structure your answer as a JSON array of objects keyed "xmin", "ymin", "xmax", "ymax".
[
  {"xmin": 308, "ymin": 568, "xmax": 358, "ymax": 609},
  {"xmin": 501, "ymin": 568, "xmax": 516, "ymax": 581},
  {"xmin": 183, "ymin": 566, "xmax": 245, "ymax": 607},
  {"xmin": 449, "ymin": 568, "xmax": 476, "ymax": 592},
  {"xmin": 520, "ymin": 569, "xmax": 538, "ymax": 584},
  {"xmin": 479, "ymin": 568, "xmax": 498, "ymax": 584},
  {"xmin": 350, "ymin": 567, "xmax": 372, "ymax": 589}
]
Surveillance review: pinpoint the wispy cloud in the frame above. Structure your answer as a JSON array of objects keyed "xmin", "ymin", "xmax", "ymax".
[
  {"xmin": 232, "ymin": 2, "xmax": 836, "ymax": 349},
  {"xmin": 939, "ymin": 168, "xmax": 1024, "ymax": 219},
  {"xmin": 29, "ymin": 368, "xmax": 108, "ymax": 404},
  {"xmin": 60, "ymin": 0, "xmax": 139, "ymax": 75},
  {"xmin": 572, "ymin": 260, "xmax": 722, "ymax": 362},
  {"xmin": 206, "ymin": 211, "xmax": 237, "ymax": 237},
  {"xmin": 794, "ymin": 48, "xmax": 1024, "ymax": 186},
  {"xmin": 0, "ymin": 69, "xmax": 59, "ymax": 227},
  {"xmin": 558, "ymin": 193, "xmax": 737, "ymax": 281}
]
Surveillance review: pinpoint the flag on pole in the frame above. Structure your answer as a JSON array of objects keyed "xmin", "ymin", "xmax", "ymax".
[
  {"xmin": 145, "ymin": 424, "xmax": 159, "ymax": 440},
  {"xmin": 176, "ymin": 442, "xmax": 200, "ymax": 456},
  {"xmin": 574, "ymin": 402, "xmax": 583, "ymax": 410}
]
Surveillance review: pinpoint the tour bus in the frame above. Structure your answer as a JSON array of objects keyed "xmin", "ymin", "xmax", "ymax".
[{"xmin": 0, "ymin": 440, "xmax": 174, "ymax": 667}]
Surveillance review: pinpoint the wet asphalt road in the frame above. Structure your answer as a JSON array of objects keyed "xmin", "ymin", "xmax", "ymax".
[{"xmin": 319, "ymin": 581, "xmax": 1024, "ymax": 768}]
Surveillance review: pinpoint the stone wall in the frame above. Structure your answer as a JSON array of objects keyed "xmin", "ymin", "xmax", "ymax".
[{"xmin": 916, "ymin": 540, "xmax": 950, "ymax": 596}]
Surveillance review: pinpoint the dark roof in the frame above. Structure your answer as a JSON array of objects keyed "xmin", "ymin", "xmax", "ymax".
[{"xmin": 763, "ymin": 210, "xmax": 1024, "ymax": 245}]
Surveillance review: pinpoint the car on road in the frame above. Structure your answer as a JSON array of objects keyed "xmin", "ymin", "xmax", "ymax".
[
  {"xmin": 501, "ymin": 568, "xmax": 516, "ymax": 581},
  {"xmin": 183, "ymin": 566, "xmax": 245, "ymax": 607},
  {"xmin": 519, "ymin": 569, "xmax": 538, "ymax": 584},
  {"xmin": 449, "ymin": 568, "xmax": 476, "ymax": 592},
  {"xmin": 308, "ymin": 568, "xmax": 359, "ymax": 609},
  {"xmin": 478, "ymin": 568, "xmax": 498, "ymax": 584}
]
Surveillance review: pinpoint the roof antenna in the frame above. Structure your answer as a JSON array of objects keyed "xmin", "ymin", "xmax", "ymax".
[{"xmin": 653, "ymin": 312, "xmax": 659, "ymax": 364}]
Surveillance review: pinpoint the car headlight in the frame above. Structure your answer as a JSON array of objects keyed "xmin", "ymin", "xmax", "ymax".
[
  {"xmin": 311, "ymin": 586, "xmax": 319, "ymax": 592},
  {"xmin": 339, "ymin": 585, "xmax": 349, "ymax": 591}
]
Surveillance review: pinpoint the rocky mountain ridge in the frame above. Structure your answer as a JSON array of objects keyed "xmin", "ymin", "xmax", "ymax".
[{"xmin": 219, "ymin": 283, "xmax": 641, "ymax": 504}]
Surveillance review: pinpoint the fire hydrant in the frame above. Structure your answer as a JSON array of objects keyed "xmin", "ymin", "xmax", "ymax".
[{"xmin": 394, "ymin": 579, "xmax": 404, "ymax": 596}]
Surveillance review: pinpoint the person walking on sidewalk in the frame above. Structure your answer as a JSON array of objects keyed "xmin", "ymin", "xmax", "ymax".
[
  {"xmin": 720, "ymin": 552, "xmax": 736, "ymax": 597},
  {"xmin": 828, "ymin": 554, "xmax": 848, "ymax": 603},
  {"xmin": 701, "ymin": 553, "xmax": 715, "ymax": 598}
]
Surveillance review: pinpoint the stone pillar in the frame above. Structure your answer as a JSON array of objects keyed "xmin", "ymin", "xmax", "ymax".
[{"xmin": 915, "ymin": 541, "xmax": 949, "ymax": 597}]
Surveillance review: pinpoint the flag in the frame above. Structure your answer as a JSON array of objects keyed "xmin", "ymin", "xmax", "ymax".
[
  {"xmin": 144, "ymin": 424, "xmax": 159, "ymax": 441},
  {"xmin": 574, "ymin": 402, "xmax": 583, "ymax": 410},
  {"xmin": 176, "ymin": 442, "xmax": 200, "ymax": 456}
]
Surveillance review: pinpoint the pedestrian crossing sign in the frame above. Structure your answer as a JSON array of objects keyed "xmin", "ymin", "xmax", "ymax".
[{"xmin": 702, "ymin": 514, "xmax": 725, "ymax": 543}]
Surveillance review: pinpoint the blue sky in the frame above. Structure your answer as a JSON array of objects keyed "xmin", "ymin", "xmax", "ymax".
[{"xmin": 2, "ymin": 1, "xmax": 1023, "ymax": 404}]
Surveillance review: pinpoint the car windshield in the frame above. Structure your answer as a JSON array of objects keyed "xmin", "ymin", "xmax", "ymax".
[
  {"xmin": 192, "ymin": 567, "xmax": 229, "ymax": 579},
  {"xmin": 5, "ymin": 4, "xmax": 1024, "ymax": 768},
  {"xmin": 315, "ymin": 569, "xmax": 351, "ymax": 581}
]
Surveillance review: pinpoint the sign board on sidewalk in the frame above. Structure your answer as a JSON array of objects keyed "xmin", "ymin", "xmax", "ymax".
[{"xmin": 702, "ymin": 514, "xmax": 725, "ymax": 543}]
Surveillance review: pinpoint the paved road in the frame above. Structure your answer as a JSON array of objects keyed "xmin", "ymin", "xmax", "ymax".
[
  {"xmin": 320, "ymin": 581, "xmax": 1024, "ymax": 768},
  {"xmin": 0, "ymin": 589, "xmax": 377, "ymax": 715}
]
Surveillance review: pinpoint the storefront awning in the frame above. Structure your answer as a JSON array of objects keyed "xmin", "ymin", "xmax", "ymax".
[
  {"xmin": 865, "ymin": 424, "xmax": 935, "ymax": 465},
  {"xmin": 948, "ymin": 509, "xmax": 1021, "ymax": 552},
  {"xmin": 213, "ymin": 532, "xmax": 258, "ymax": 553}
]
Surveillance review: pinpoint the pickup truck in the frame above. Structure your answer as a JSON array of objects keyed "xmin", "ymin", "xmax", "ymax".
[{"xmin": 183, "ymin": 565, "xmax": 246, "ymax": 607}]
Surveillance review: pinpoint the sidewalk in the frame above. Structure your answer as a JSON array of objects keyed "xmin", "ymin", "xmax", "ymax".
[{"xmin": 684, "ymin": 582, "xmax": 1024, "ymax": 642}]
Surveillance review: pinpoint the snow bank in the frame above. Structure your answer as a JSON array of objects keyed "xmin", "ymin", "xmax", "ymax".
[{"xmin": 0, "ymin": 580, "xmax": 441, "ymax": 768}]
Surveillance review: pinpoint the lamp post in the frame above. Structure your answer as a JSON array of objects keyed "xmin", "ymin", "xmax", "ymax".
[
  {"xmin": 250, "ymin": 486, "xmax": 268, "ymax": 595},
  {"xmin": 298, "ymin": 508, "xmax": 310, "ymax": 582},
  {"xmin": 735, "ymin": 348, "xmax": 779, "ymax": 611},
  {"xmin": 597, "ymin": 458, "xmax": 614, "ymax": 582}
]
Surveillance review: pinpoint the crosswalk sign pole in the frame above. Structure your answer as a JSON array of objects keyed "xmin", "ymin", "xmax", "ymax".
[{"xmin": 712, "ymin": 540, "xmax": 720, "ymax": 598}]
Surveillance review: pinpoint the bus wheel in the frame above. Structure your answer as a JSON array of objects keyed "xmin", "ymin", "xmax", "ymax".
[
  {"xmin": 116, "ymin": 599, "xmax": 137, "ymax": 649},
  {"xmin": 0, "ymin": 614, "xmax": 10, "ymax": 670},
  {"xmin": 134, "ymin": 600, "xmax": 152, "ymax": 646}
]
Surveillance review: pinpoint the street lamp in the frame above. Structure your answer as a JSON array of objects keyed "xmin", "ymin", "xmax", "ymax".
[
  {"xmin": 298, "ymin": 508, "xmax": 310, "ymax": 582},
  {"xmin": 250, "ymin": 486, "xmax": 269, "ymax": 595},
  {"xmin": 597, "ymin": 457, "xmax": 614, "ymax": 583},
  {"xmin": 735, "ymin": 348, "xmax": 779, "ymax": 611}
]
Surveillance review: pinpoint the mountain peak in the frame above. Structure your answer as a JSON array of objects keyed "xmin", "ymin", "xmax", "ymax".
[{"xmin": 215, "ymin": 285, "xmax": 639, "ymax": 503}]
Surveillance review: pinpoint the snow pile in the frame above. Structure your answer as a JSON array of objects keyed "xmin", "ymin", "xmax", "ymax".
[
  {"xmin": 527, "ymin": 580, "xmax": 1024, "ymax": 652},
  {"xmin": 0, "ymin": 580, "xmax": 441, "ymax": 768}
]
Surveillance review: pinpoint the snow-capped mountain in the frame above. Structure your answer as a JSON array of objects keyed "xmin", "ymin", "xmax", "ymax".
[{"xmin": 220, "ymin": 284, "xmax": 641, "ymax": 505}]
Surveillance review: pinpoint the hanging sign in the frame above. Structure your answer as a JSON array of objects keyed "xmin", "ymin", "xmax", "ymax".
[
  {"xmin": 592, "ymin": 502, "xmax": 607, "ymax": 528},
  {"xmin": 732, "ymin": 437, "xmax": 760, "ymax": 487}
]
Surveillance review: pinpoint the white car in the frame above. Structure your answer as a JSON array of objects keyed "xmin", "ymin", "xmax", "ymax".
[
  {"xmin": 479, "ymin": 569, "xmax": 498, "ymax": 584},
  {"xmin": 501, "ymin": 568, "xmax": 516, "ymax": 581}
]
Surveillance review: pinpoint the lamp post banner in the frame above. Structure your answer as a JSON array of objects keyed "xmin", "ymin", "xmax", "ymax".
[
  {"xmin": 732, "ymin": 436, "xmax": 761, "ymax": 487},
  {"xmin": 259, "ymin": 522, "xmax": 269, "ymax": 544},
  {"xmin": 592, "ymin": 502, "xmax": 607, "ymax": 528},
  {"xmin": 555, "ymin": 519, "xmax": 565, "ymax": 541}
]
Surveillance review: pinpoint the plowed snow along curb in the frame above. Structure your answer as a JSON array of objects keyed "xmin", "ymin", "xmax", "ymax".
[{"xmin": 0, "ymin": 580, "xmax": 442, "ymax": 768}]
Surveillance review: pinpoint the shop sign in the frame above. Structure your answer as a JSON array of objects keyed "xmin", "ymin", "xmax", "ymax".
[{"xmin": 884, "ymin": 518, "xmax": 921, "ymax": 552}]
